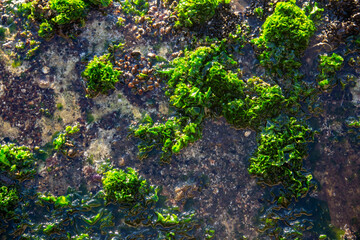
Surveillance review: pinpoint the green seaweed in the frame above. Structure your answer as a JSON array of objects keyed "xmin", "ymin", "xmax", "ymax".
[
  {"xmin": 102, "ymin": 168, "xmax": 156, "ymax": 204},
  {"xmin": 119, "ymin": 0, "xmax": 149, "ymax": 17},
  {"xmin": 252, "ymin": 0, "xmax": 316, "ymax": 78},
  {"xmin": 175, "ymin": 0, "xmax": 222, "ymax": 28},
  {"xmin": 49, "ymin": 0, "xmax": 86, "ymax": 25},
  {"xmin": 19, "ymin": 0, "xmax": 112, "ymax": 39},
  {"xmin": 131, "ymin": 42, "xmax": 287, "ymax": 161},
  {"xmin": 82, "ymin": 53, "xmax": 122, "ymax": 97},
  {"xmin": 53, "ymin": 124, "xmax": 80, "ymax": 150},
  {"xmin": 248, "ymin": 116, "xmax": 314, "ymax": 199},
  {"xmin": 0, "ymin": 144, "xmax": 35, "ymax": 180},
  {"xmin": 317, "ymin": 53, "xmax": 344, "ymax": 90},
  {"xmin": 0, "ymin": 186, "xmax": 19, "ymax": 217}
]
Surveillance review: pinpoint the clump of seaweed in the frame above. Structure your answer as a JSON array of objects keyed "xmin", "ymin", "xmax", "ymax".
[
  {"xmin": 131, "ymin": 42, "xmax": 286, "ymax": 161},
  {"xmin": 0, "ymin": 186, "xmax": 19, "ymax": 218},
  {"xmin": 317, "ymin": 53, "xmax": 344, "ymax": 90},
  {"xmin": 175, "ymin": 0, "xmax": 226, "ymax": 28},
  {"xmin": 252, "ymin": 0, "xmax": 316, "ymax": 79},
  {"xmin": 52, "ymin": 124, "xmax": 80, "ymax": 151},
  {"xmin": 102, "ymin": 167, "xmax": 156, "ymax": 204},
  {"xmin": 249, "ymin": 116, "xmax": 314, "ymax": 199},
  {"xmin": 7, "ymin": 168, "xmax": 201, "ymax": 239},
  {"xmin": 18, "ymin": 0, "xmax": 112, "ymax": 39},
  {"xmin": 82, "ymin": 54, "xmax": 122, "ymax": 97},
  {"xmin": 0, "ymin": 143, "xmax": 35, "ymax": 180}
]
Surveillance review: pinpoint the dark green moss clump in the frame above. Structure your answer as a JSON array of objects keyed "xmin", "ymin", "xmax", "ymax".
[
  {"xmin": 252, "ymin": 0, "xmax": 316, "ymax": 77},
  {"xmin": 102, "ymin": 168, "xmax": 152, "ymax": 203},
  {"xmin": 175, "ymin": 0, "xmax": 223, "ymax": 27},
  {"xmin": 82, "ymin": 54, "xmax": 122, "ymax": 97}
]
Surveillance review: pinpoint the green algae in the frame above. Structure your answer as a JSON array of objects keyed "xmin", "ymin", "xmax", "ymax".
[
  {"xmin": 249, "ymin": 116, "xmax": 314, "ymax": 199},
  {"xmin": 317, "ymin": 53, "xmax": 344, "ymax": 90},
  {"xmin": 5, "ymin": 168, "xmax": 201, "ymax": 239},
  {"xmin": 19, "ymin": 0, "xmax": 112, "ymax": 39},
  {"xmin": 131, "ymin": 42, "xmax": 287, "ymax": 160},
  {"xmin": 118, "ymin": 0, "xmax": 149, "ymax": 17},
  {"xmin": 175, "ymin": 0, "xmax": 223, "ymax": 28},
  {"xmin": 82, "ymin": 53, "xmax": 122, "ymax": 97},
  {"xmin": 252, "ymin": 0, "xmax": 317, "ymax": 78},
  {"xmin": 0, "ymin": 144, "xmax": 35, "ymax": 180},
  {"xmin": 102, "ymin": 167, "xmax": 156, "ymax": 203},
  {"xmin": 52, "ymin": 124, "xmax": 80, "ymax": 150},
  {"xmin": 0, "ymin": 186, "xmax": 19, "ymax": 218}
]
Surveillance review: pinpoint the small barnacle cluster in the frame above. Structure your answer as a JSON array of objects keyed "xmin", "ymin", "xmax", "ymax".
[
  {"xmin": 114, "ymin": 51, "xmax": 162, "ymax": 95},
  {"xmin": 118, "ymin": 5, "xmax": 174, "ymax": 41}
]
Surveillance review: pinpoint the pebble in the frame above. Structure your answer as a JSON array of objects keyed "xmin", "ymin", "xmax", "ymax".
[{"xmin": 42, "ymin": 66, "xmax": 50, "ymax": 74}]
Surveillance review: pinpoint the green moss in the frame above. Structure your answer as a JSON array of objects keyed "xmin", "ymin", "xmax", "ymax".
[
  {"xmin": 102, "ymin": 168, "xmax": 154, "ymax": 203},
  {"xmin": 252, "ymin": 0, "xmax": 316, "ymax": 77},
  {"xmin": 248, "ymin": 116, "xmax": 314, "ymax": 199},
  {"xmin": 175, "ymin": 0, "xmax": 221, "ymax": 27},
  {"xmin": 0, "ymin": 186, "xmax": 19, "ymax": 217},
  {"xmin": 82, "ymin": 53, "xmax": 122, "ymax": 97}
]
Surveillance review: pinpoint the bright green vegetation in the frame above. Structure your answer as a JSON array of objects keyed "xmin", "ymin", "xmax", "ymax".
[
  {"xmin": 19, "ymin": 0, "xmax": 112, "ymax": 39},
  {"xmin": 0, "ymin": 186, "xmax": 19, "ymax": 217},
  {"xmin": 347, "ymin": 117, "xmax": 360, "ymax": 128},
  {"xmin": 249, "ymin": 116, "xmax": 314, "ymax": 199},
  {"xmin": 317, "ymin": 53, "xmax": 344, "ymax": 89},
  {"xmin": 82, "ymin": 54, "xmax": 122, "ymax": 97},
  {"xmin": 102, "ymin": 168, "xmax": 156, "ymax": 203},
  {"xmin": 38, "ymin": 193, "xmax": 71, "ymax": 208},
  {"xmin": 53, "ymin": 124, "xmax": 80, "ymax": 150},
  {"xmin": 0, "ymin": 144, "xmax": 35, "ymax": 180},
  {"xmin": 252, "ymin": 0, "xmax": 316, "ymax": 78},
  {"xmin": 131, "ymin": 43, "xmax": 286, "ymax": 161},
  {"xmin": 6, "ymin": 169, "xmax": 199, "ymax": 239},
  {"xmin": 38, "ymin": 21, "xmax": 53, "ymax": 39},
  {"xmin": 119, "ymin": 0, "xmax": 149, "ymax": 16},
  {"xmin": 49, "ymin": 0, "xmax": 86, "ymax": 25},
  {"xmin": 175, "ymin": 0, "xmax": 224, "ymax": 28}
]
